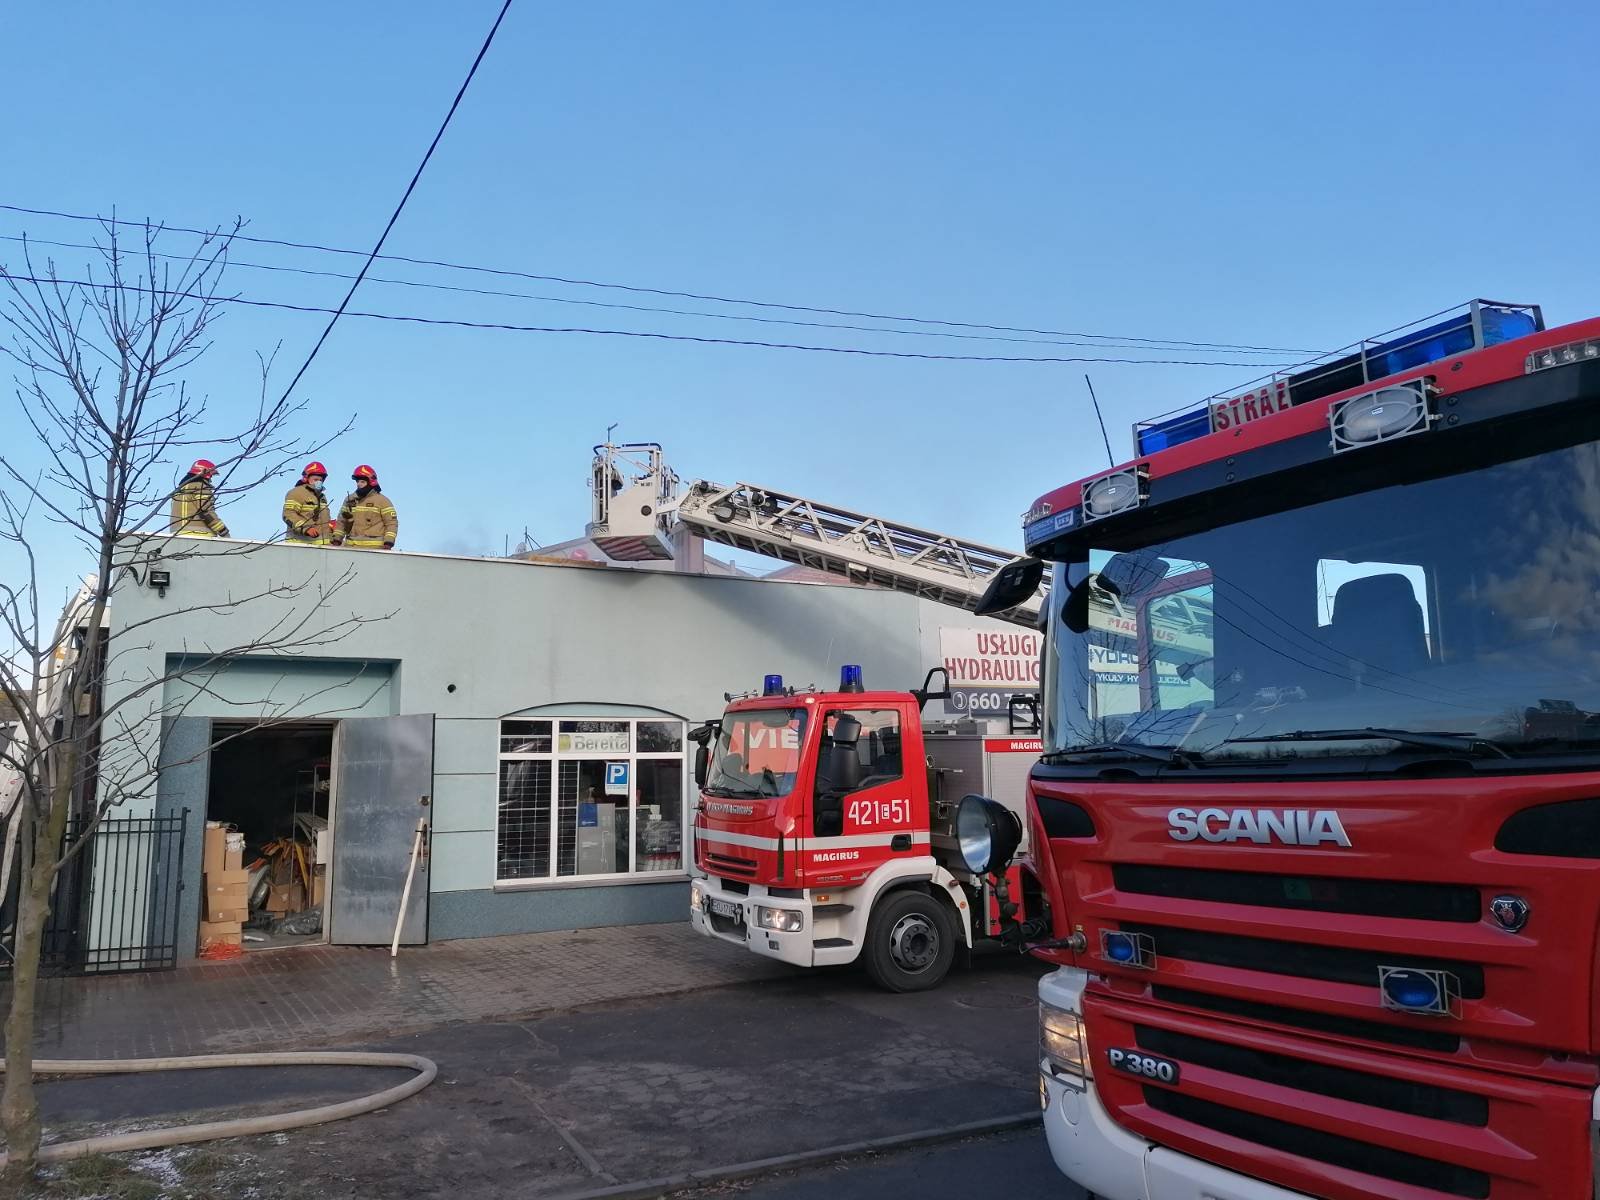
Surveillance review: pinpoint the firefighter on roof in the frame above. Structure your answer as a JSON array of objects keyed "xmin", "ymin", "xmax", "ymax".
[
  {"xmin": 331, "ymin": 465, "xmax": 398, "ymax": 550},
  {"xmin": 170, "ymin": 459, "xmax": 230, "ymax": 538},
  {"xmin": 282, "ymin": 460, "xmax": 333, "ymax": 545}
]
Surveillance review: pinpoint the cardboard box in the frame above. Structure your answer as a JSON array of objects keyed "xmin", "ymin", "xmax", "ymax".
[
  {"xmin": 267, "ymin": 882, "xmax": 295, "ymax": 914},
  {"xmin": 311, "ymin": 868, "xmax": 326, "ymax": 907},
  {"xmin": 199, "ymin": 918, "xmax": 241, "ymax": 948},
  {"xmin": 205, "ymin": 868, "xmax": 250, "ymax": 923},
  {"xmin": 207, "ymin": 893, "xmax": 248, "ymax": 923},
  {"xmin": 203, "ymin": 822, "xmax": 229, "ymax": 877}
]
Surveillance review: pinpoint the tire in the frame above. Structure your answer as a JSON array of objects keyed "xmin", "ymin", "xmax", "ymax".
[{"xmin": 863, "ymin": 889, "xmax": 956, "ymax": 993}]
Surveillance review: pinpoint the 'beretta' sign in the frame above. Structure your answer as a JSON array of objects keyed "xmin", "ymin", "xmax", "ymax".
[{"xmin": 559, "ymin": 730, "xmax": 630, "ymax": 755}]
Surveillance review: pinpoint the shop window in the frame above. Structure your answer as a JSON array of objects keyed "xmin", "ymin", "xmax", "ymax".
[
  {"xmin": 495, "ymin": 715, "xmax": 687, "ymax": 884},
  {"xmin": 497, "ymin": 758, "xmax": 552, "ymax": 879},
  {"xmin": 500, "ymin": 720, "xmax": 551, "ymax": 755}
]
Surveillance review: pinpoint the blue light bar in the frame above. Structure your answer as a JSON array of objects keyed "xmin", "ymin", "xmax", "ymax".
[
  {"xmin": 1135, "ymin": 406, "xmax": 1210, "ymax": 456},
  {"xmin": 1366, "ymin": 305, "xmax": 1539, "ymax": 379},
  {"xmin": 1125, "ymin": 302, "xmax": 1544, "ymax": 463},
  {"xmin": 839, "ymin": 665, "xmax": 864, "ymax": 693},
  {"xmin": 763, "ymin": 674, "xmax": 785, "ymax": 696}
]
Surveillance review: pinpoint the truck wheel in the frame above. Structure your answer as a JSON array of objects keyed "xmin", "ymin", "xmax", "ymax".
[{"xmin": 864, "ymin": 890, "xmax": 955, "ymax": 992}]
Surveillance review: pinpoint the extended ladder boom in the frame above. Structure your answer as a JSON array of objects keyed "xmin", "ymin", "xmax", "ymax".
[
  {"xmin": 676, "ymin": 480, "xmax": 1041, "ymax": 626},
  {"xmin": 585, "ymin": 444, "xmax": 1043, "ymax": 626}
]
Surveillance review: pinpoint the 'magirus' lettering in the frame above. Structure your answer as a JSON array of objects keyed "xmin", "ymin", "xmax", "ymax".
[{"xmin": 1166, "ymin": 807, "xmax": 1351, "ymax": 847}]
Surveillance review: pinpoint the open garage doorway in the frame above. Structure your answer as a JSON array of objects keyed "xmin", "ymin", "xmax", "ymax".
[{"xmin": 206, "ymin": 722, "xmax": 333, "ymax": 952}]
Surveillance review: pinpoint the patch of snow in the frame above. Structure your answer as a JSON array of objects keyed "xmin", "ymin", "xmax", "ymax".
[{"xmin": 133, "ymin": 1148, "xmax": 185, "ymax": 1190}]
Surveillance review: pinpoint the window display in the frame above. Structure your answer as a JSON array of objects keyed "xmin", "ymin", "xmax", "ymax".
[{"xmin": 496, "ymin": 715, "xmax": 687, "ymax": 883}]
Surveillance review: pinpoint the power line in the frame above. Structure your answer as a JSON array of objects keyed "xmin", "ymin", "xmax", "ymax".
[
  {"xmin": 272, "ymin": 0, "xmax": 515, "ymax": 408},
  {"xmin": 0, "ymin": 274, "xmax": 1300, "ymax": 367},
  {"xmin": 0, "ymin": 232, "xmax": 1298, "ymax": 358},
  {"xmin": 0, "ymin": 202, "xmax": 1326, "ymax": 356}
]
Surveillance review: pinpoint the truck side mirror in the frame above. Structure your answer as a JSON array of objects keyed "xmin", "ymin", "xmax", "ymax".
[
  {"xmin": 976, "ymin": 557, "xmax": 1045, "ymax": 617},
  {"xmin": 693, "ymin": 745, "xmax": 710, "ymax": 788},
  {"xmin": 911, "ymin": 666, "xmax": 951, "ymax": 711}
]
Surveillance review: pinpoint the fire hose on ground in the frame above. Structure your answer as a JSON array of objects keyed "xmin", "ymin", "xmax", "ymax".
[{"xmin": 0, "ymin": 1050, "xmax": 437, "ymax": 1167}]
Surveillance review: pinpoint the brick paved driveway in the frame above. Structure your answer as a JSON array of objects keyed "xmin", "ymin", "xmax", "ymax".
[{"xmin": 15, "ymin": 923, "xmax": 795, "ymax": 1059}]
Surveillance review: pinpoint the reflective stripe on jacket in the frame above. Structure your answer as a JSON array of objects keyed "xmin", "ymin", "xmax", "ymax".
[
  {"xmin": 170, "ymin": 479, "xmax": 229, "ymax": 537},
  {"xmin": 336, "ymin": 488, "xmax": 398, "ymax": 548},
  {"xmin": 282, "ymin": 484, "xmax": 332, "ymax": 544}
]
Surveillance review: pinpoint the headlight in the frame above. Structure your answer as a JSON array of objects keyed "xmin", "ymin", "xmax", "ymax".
[
  {"xmin": 689, "ymin": 883, "xmax": 704, "ymax": 912},
  {"xmin": 756, "ymin": 906, "xmax": 804, "ymax": 933},
  {"xmin": 1040, "ymin": 1000, "xmax": 1091, "ymax": 1089}
]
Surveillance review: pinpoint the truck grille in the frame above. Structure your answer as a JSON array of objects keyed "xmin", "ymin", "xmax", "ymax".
[
  {"xmin": 703, "ymin": 851, "xmax": 758, "ymax": 877},
  {"xmin": 1085, "ymin": 988, "xmax": 1589, "ymax": 1200},
  {"xmin": 1113, "ymin": 863, "xmax": 1480, "ymax": 922},
  {"xmin": 1122, "ymin": 922, "xmax": 1486, "ymax": 998},
  {"xmin": 1135, "ymin": 1026, "xmax": 1486, "ymax": 1125},
  {"xmin": 1144, "ymin": 1088, "xmax": 1491, "ymax": 1198},
  {"xmin": 1151, "ymin": 985, "xmax": 1461, "ymax": 1054}
]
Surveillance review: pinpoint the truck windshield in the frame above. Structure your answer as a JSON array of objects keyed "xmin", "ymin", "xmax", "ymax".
[
  {"xmin": 1044, "ymin": 434, "xmax": 1600, "ymax": 765},
  {"xmin": 705, "ymin": 709, "xmax": 808, "ymax": 797}
]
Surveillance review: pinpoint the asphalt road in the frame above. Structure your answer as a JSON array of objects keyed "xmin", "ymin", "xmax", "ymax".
[
  {"xmin": 684, "ymin": 1128, "xmax": 1084, "ymax": 1199},
  {"xmin": 36, "ymin": 954, "xmax": 1053, "ymax": 1199}
]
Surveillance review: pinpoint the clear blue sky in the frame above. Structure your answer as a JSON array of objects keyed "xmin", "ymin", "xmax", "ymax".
[{"xmin": 3, "ymin": 1, "xmax": 1596, "ymax": 607}]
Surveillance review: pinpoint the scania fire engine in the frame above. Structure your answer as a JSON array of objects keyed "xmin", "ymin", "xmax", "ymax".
[
  {"xmin": 978, "ymin": 300, "xmax": 1600, "ymax": 1198},
  {"xmin": 688, "ymin": 665, "xmax": 1047, "ymax": 990}
]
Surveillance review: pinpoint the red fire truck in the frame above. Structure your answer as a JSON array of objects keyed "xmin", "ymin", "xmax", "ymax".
[
  {"xmin": 688, "ymin": 665, "xmax": 1047, "ymax": 990},
  {"xmin": 977, "ymin": 300, "xmax": 1600, "ymax": 1198}
]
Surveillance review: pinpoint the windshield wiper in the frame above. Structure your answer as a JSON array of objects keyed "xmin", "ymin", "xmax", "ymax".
[
  {"xmin": 702, "ymin": 784, "xmax": 765, "ymax": 799},
  {"xmin": 1043, "ymin": 741, "xmax": 1200, "ymax": 767},
  {"xmin": 1223, "ymin": 728, "xmax": 1511, "ymax": 759}
]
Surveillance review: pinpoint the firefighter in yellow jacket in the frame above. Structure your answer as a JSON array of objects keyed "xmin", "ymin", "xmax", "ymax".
[
  {"xmin": 331, "ymin": 464, "xmax": 398, "ymax": 549},
  {"xmin": 170, "ymin": 459, "xmax": 230, "ymax": 537},
  {"xmin": 282, "ymin": 460, "xmax": 333, "ymax": 544}
]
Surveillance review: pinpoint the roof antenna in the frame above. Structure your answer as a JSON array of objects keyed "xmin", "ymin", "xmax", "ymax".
[
  {"xmin": 605, "ymin": 421, "xmax": 618, "ymax": 445},
  {"xmin": 1084, "ymin": 374, "xmax": 1115, "ymax": 468}
]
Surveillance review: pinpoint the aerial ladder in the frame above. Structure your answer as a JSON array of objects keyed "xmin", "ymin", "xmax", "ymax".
[{"xmin": 584, "ymin": 443, "xmax": 1044, "ymax": 627}]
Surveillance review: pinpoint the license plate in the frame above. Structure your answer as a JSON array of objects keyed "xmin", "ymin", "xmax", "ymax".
[
  {"xmin": 709, "ymin": 899, "xmax": 742, "ymax": 922},
  {"xmin": 1106, "ymin": 1048, "xmax": 1180, "ymax": 1085}
]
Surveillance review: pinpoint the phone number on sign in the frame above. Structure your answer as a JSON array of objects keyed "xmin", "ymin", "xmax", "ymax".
[{"xmin": 946, "ymin": 688, "xmax": 1033, "ymax": 713}]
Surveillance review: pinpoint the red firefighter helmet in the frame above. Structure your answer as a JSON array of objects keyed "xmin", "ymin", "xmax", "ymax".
[
  {"xmin": 351, "ymin": 464, "xmax": 378, "ymax": 484},
  {"xmin": 188, "ymin": 458, "xmax": 217, "ymax": 479},
  {"xmin": 301, "ymin": 460, "xmax": 328, "ymax": 481}
]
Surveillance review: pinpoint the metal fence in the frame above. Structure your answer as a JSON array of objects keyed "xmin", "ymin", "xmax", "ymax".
[{"xmin": 2, "ymin": 810, "xmax": 188, "ymax": 976}]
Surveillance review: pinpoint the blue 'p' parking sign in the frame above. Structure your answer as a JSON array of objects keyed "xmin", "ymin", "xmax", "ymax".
[{"xmin": 605, "ymin": 762, "xmax": 629, "ymax": 796}]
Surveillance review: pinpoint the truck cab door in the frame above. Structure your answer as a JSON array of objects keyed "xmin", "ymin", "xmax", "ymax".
[{"xmin": 808, "ymin": 704, "xmax": 920, "ymax": 884}]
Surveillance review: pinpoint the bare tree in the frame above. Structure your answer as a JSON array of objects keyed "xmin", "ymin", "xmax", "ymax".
[{"xmin": 0, "ymin": 219, "xmax": 380, "ymax": 1183}]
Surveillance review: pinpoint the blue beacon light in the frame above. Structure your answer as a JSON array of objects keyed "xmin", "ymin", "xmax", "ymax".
[
  {"xmin": 840, "ymin": 665, "xmax": 864, "ymax": 693},
  {"xmin": 1103, "ymin": 932, "xmax": 1139, "ymax": 963},
  {"xmin": 763, "ymin": 674, "xmax": 785, "ymax": 696},
  {"xmin": 1381, "ymin": 969, "xmax": 1441, "ymax": 1012}
]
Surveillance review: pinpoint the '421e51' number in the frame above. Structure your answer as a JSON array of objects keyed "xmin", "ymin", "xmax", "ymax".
[{"xmin": 847, "ymin": 798, "xmax": 911, "ymax": 828}]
